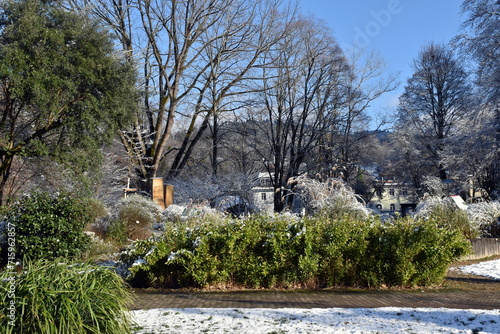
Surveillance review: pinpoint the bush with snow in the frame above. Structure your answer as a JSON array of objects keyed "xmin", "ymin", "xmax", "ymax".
[
  {"xmin": 291, "ymin": 175, "xmax": 370, "ymax": 219},
  {"xmin": 117, "ymin": 194, "xmax": 163, "ymax": 240},
  {"xmin": 467, "ymin": 201, "xmax": 500, "ymax": 237},
  {"xmin": 0, "ymin": 191, "xmax": 92, "ymax": 263},
  {"xmin": 414, "ymin": 195, "xmax": 478, "ymax": 238},
  {"xmin": 120, "ymin": 213, "xmax": 470, "ymax": 289},
  {"xmin": 163, "ymin": 204, "xmax": 221, "ymax": 223},
  {"xmin": 415, "ymin": 196, "xmax": 500, "ymax": 238}
]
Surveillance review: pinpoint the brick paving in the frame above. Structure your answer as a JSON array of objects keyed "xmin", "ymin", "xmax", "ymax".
[
  {"xmin": 130, "ymin": 288, "xmax": 500, "ymax": 310},
  {"xmin": 130, "ymin": 270, "xmax": 500, "ymax": 310},
  {"xmin": 130, "ymin": 258, "xmax": 500, "ymax": 310}
]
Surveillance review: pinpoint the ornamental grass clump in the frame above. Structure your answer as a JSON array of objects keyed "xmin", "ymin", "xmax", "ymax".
[
  {"xmin": 466, "ymin": 201, "xmax": 500, "ymax": 237},
  {"xmin": 117, "ymin": 194, "xmax": 163, "ymax": 240},
  {"xmin": 291, "ymin": 175, "xmax": 369, "ymax": 219},
  {"xmin": 0, "ymin": 259, "xmax": 133, "ymax": 334}
]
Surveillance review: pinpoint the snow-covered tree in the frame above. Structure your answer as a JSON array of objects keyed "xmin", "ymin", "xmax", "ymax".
[
  {"xmin": 459, "ymin": 0, "xmax": 500, "ymax": 106},
  {"xmin": 396, "ymin": 42, "xmax": 473, "ymax": 182},
  {"xmin": 455, "ymin": 0, "xmax": 500, "ymax": 196}
]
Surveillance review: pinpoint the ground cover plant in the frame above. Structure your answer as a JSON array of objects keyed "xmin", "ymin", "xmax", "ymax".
[
  {"xmin": 120, "ymin": 212, "xmax": 471, "ymax": 289},
  {"xmin": 0, "ymin": 259, "xmax": 133, "ymax": 334}
]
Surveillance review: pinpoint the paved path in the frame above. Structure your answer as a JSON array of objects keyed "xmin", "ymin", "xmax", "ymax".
[
  {"xmin": 130, "ymin": 269, "xmax": 500, "ymax": 310},
  {"xmin": 131, "ymin": 288, "xmax": 500, "ymax": 310}
]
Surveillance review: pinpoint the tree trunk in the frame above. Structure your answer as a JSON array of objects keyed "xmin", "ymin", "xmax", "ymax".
[
  {"xmin": 0, "ymin": 153, "xmax": 14, "ymax": 206},
  {"xmin": 211, "ymin": 113, "xmax": 219, "ymax": 179},
  {"xmin": 273, "ymin": 188, "xmax": 284, "ymax": 212}
]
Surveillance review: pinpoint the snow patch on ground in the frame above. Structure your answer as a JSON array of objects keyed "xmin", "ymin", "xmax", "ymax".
[
  {"xmin": 457, "ymin": 258, "xmax": 500, "ymax": 280},
  {"xmin": 130, "ymin": 259, "xmax": 500, "ymax": 333},
  {"xmin": 131, "ymin": 307, "xmax": 500, "ymax": 334}
]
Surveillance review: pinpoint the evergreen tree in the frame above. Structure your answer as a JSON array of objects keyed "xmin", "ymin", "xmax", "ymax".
[{"xmin": 0, "ymin": 0, "xmax": 137, "ymax": 204}]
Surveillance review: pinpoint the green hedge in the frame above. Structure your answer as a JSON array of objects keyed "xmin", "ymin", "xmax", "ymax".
[{"xmin": 121, "ymin": 214, "xmax": 471, "ymax": 289}]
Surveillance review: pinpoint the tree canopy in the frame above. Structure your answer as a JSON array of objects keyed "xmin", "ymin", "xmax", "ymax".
[
  {"xmin": 396, "ymin": 43, "xmax": 472, "ymax": 182},
  {"xmin": 0, "ymin": 0, "xmax": 137, "ymax": 204}
]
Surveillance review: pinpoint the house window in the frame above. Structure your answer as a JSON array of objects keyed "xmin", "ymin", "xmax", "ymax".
[
  {"xmin": 376, "ymin": 204, "xmax": 382, "ymax": 211},
  {"xmin": 261, "ymin": 193, "xmax": 267, "ymax": 201},
  {"xmin": 389, "ymin": 188, "xmax": 395, "ymax": 196},
  {"xmin": 390, "ymin": 204, "xmax": 396, "ymax": 212},
  {"xmin": 402, "ymin": 188, "xmax": 408, "ymax": 196}
]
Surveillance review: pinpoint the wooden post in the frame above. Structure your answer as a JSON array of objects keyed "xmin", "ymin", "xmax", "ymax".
[
  {"xmin": 151, "ymin": 177, "xmax": 165, "ymax": 209},
  {"xmin": 164, "ymin": 184, "xmax": 174, "ymax": 207},
  {"xmin": 123, "ymin": 177, "xmax": 139, "ymax": 198}
]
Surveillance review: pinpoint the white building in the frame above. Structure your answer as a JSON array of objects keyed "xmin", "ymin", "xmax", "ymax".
[
  {"xmin": 250, "ymin": 172, "xmax": 275, "ymax": 213},
  {"xmin": 369, "ymin": 176, "xmax": 418, "ymax": 216}
]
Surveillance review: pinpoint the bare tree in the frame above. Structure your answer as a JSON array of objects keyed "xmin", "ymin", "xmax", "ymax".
[
  {"xmin": 459, "ymin": 0, "xmax": 500, "ymax": 106},
  {"xmin": 244, "ymin": 17, "xmax": 350, "ymax": 211},
  {"xmin": 68, "ymin": 0, "xmax": 295, "ymax": 190},
  {"xmin": 317, "ymin": 50, "xmax": 398, "ymax": 183},
  {"xmin": 441, "ymin": 104, "xmax": 499, "ymax": 197},
  {"xmin": 396, "ymin": 42, "xmax": 472, "ymax": 181}
]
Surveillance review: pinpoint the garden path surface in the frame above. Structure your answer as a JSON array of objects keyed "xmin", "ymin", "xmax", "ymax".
[{"xmin": 130, "ymin": 262, "xmax": 500, "ymax": 310}]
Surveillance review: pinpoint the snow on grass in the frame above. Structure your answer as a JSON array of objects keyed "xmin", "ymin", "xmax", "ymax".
[
  {"xmin": 457, "ymin": 258, "xmax": 500, "ymax": 280},
  {"xmin": 130, "ymin": 259, "xmax": 500, "ymax": 334},
  {"xmin": 131, "ymin": 308, "xmax": 500, "ymax": 334}
]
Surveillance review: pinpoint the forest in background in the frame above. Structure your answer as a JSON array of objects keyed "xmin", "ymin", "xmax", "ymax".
[{"xmin": 1, "ymin": 0, "xmax": 498, "ymax": 211}]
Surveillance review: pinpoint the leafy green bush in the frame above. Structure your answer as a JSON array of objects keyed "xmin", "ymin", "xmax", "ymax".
[
  {"xmin": 117, "ymin": 195, "xmax": 163, "ymax": 240},
  {"xmin": 2, "ymin": 191, "xmax": 92, "ymax": 263},
  {"xmin": 0, "ymin": 260, "xmax": 133, "ymax": 334},
  {"xmin": 107, "ymin": 219, "xmax": 129, "ymax": 245},
  {"xmin": 308, "ymin": 217, "xmax": 376, "ymax": 287},
  {"xmin": 377, "ymin": 218, "xmax": 471, "ymax": 286},
  {"xmin": 415, "ymin": 196, "xmax": 479, "ymax": 238},
  {"xmin": 120, "ymin": 213, "xmax": 470, "ymax": 289}
]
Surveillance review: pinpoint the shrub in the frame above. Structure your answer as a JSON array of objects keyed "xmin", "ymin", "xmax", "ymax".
[
  {"xmin": 291, "ymin": 176, "xmax": 369, "ymax": 219},
  {"xmin": 415, "ymin": 196, "xmax": 479, "ymax": 238},
  {"xmin": 83, "ymin": 197, "xmax": 109, "ymax": 221},
  {"xmin": 377, "ymin": 218, "xmax": 471, "ymax": 286},
  {"xmin": 107, "ymin": 219, "xmax": 129, "ymax": 245},
  {"xmin": 117, "ymin": 195, "xmax": 163, "ymax": 240},
  {"xmin": 467, "ymin": 201, "xmax": 500, "ymax": 237},
  {"xmin": 0, "ymin": 259, "xmax": 133, "ymax": 334},
  {"xmin": 82, "ymin": 233, "xmax": 120, "ymax": 262},
  {"xmin": 309, "ymin": 217, "xmax": 376, "ymax": 287},
  {"xmin": 1, "ymin": 191, "xmax": 92, "ymax": 263},
  {"xmin": 120, "ymin": 213, "xmax": 470, "ymax": 289},
  {"xmin": 83, "ymin": 198, "xmax": 110, "ymax": 239}
]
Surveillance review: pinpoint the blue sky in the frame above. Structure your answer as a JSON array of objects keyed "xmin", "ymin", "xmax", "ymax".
[{"xmin": 299, "ymin": 0, "xmax": 464, "ymax": 127}]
